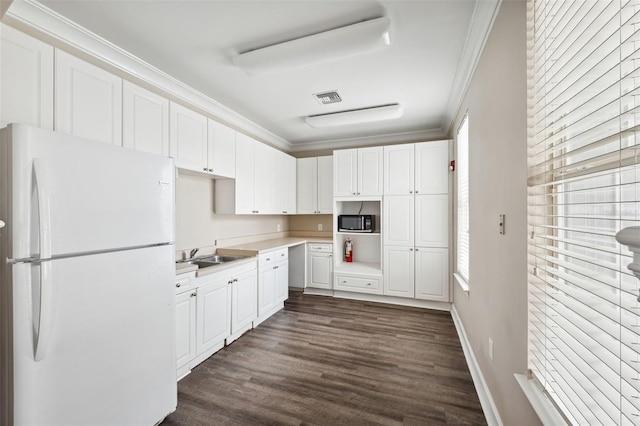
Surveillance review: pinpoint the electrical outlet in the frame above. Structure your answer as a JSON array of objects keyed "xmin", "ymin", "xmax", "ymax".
[
  {"xmin": 277, "ymin": 223, "xmax": 281, "ymax": 232},
  {"xmin": 489, "ymin": 338, "xmax": 494, "ymax": 361},
  {"xmin": 318, "ymin": 223, "xmax": 323, "ymax": 231}
]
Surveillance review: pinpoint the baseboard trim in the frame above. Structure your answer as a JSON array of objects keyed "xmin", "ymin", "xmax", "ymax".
[{"xmin": 450, "ymin": 305, "xmax": 503, "ymax": 426}]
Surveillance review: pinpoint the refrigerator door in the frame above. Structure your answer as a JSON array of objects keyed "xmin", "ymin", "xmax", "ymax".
[
  {"xmin": 12, "ymin": 245, "xmax": 176, "ymax": 425},
  {"xmin": 4, "ymin": 124, "xmax": 174, "ymax": 260}
]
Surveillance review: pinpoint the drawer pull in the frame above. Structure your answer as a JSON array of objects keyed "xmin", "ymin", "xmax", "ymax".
[
  {"xmin": 190, "ymin": 291, "xmax": 197, "ymax": 297},
  {"xmin": 176, "ymin": 283, "xmax": 181, "ymax": 288},
  {"xmin": 367, "ymin": 283, "xmax": 371, "ymax": 286}
]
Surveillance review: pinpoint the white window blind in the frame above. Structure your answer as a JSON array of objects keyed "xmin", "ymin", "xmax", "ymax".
[
  {"xmin": 527, "ymin": 0, "xmax": 640, "ymax": 424},
  {"xmin": 457, "ymin": 114, "xmax": 470, "ymax": 283}
]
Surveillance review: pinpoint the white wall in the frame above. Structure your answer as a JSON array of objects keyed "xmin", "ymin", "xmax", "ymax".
[
  {"xmin": 450, "ymin": 2, "xmax": 539, "ymax": 425},
  {"xmin": 175, "ymin": 173, "xmax": 288, "ymax": 253}
]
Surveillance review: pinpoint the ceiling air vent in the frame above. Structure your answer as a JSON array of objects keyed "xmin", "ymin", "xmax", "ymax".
[{"xmin": 314, "ymin": 91, "xmax": 342, "ymax": 105}]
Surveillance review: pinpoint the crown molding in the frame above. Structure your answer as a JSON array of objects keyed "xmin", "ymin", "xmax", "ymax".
[
  {"xmin": 288, "ymin": 128, "xmax": 446, "ymax": 153},
  {"xmin": 441, "ymin": 0, "xmax": 502, "ymax": 137},
  {"xmin": 4, "ymin": 0, "xmax": 292, "ymax": 151}
]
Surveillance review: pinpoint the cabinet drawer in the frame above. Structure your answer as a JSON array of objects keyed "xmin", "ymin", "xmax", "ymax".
[
  {"xmin": 259, "ymin": 252, "xmax": 275, "ymax": 268},
  {"xmin": 274, "ymin": 248, "xmax": 288, "ymax": 261},
  {"xmin": 335, "ymin": 275, "xmax": 380, "ymax": 291},
  {"xmin": 307, "ymin": 243, "xmax": 332, "ymax": 253},
  {"xmin": 175, "ymin": 273, "xmax": 195, "ymax": 294}
]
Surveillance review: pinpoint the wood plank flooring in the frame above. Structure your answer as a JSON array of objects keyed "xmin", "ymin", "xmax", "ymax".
[{"xmin": 162, "ymin": 292, "xmax": 486, "ymax": 425}]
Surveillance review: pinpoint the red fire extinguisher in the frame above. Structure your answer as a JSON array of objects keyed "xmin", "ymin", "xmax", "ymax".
[{"xmin": 344, "ymin": 238, "xmax": 353, "ymax": 263}]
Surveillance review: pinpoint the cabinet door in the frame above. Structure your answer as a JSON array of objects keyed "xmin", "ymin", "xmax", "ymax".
[
  {"xmin": 234, "ymin": 133, "xmax": 255, "ymax": 214},
  {"xmin": 297, "ymin": 157, "xmax": 318, "ymax": 214},
  {"xmin": 308, "ymin": 253, "xmax": 332, "ymax": 289},
  {"xmin": 274, "ymin": 150, "xmax": 295, "ymax": 214},
  {"xmin": 317, "ymin": 155, "xmax": 334, "ymax": 213},
  {"xmin": 254, "ymin": 142, "xmax": 275, "ymax": 214},
  {"xmin": 383, "ymin": 195, "xmax": 414, "ymax": 246},
  {"xmin": 175, "ymin": 290, "xmax": 196, "ymax": 372},
  {"xmin": 122, "ymin": 80, "xmax": 169, "ymax": 156},
  {"xmin": 55, "ymin": 50, "xmax": 122, "ymax": 145},
  {"xmin": 384, "ymin": 144, "xmax": 414, "ymax": 195},
  {"xmin": 258, "ymin": 267, "xmax": 276, "ymax": 316},
  {"xmin": 275, "ymin": 259, "xmax": 289, "ymax": 303},
  {"xmin": 383, "ymin": 247, "xmax": 415, "ymax": 298},
  {"xmin": 285, "ymin": 154, "xmax": 297, "ymax": 214},
  {"xmin": 415, "ymin": 194, "xmax": 449, "ymax": 247},
  {"xmin": 415, "ymin": 141, "xmax": 449, "ymax": 195},
  {"xmin": 358, "ymin": 147, "xmax": 383, "ymax": 196},
  {"xmin": 169, "ymin": 102, "xmax": 207, "ymax": 172},
  {"xmin": 207, "ymin": 119, "xmax": 236, "ymax": 178},
  {"xmin": 0, "ymin": 24, "xmax": 53, "ymax": 130},
  {"xmin": 415, "ymin": 248, "xmax": 449, "ymax": 301},
  {"xmin": 232, "ymin": 269, "xmax": 258, "ymax": 333},
  {"xmin": 196, "ymin": 278, "xmax": 231, "ymax": 356},
  {"xmin": 334, "ymin": 149, "xmax": 358, "ymax": 197}
]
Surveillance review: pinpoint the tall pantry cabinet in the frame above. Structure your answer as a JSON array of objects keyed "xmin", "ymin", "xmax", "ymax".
[{"xmin": 383, "ymin": 141, "xmax": 450, "ymax": 302}]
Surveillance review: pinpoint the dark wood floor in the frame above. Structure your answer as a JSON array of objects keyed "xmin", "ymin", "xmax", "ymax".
[{"xmin": 162, "ymin": 292, "xmax": 486, "ymax": 425}]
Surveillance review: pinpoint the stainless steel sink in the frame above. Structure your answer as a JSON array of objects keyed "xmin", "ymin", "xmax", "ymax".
[
  {"xmin": 198, "ymin": 255, "xmax": 247, "ymax": 263},
  {"xmin": 183, "ymin": 260, "xmax": 222, "ymax": 268}
]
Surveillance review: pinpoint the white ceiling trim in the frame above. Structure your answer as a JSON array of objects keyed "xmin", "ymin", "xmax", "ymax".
[
  {"xmin": 3, "ymin": 0, "xmax": 293, "ymax": 151},
  {"xmin": 440, "ymin": 0, "xmax": 502, "ymax": 137},
  {"xmin": 288, "ymin": 128, "xmax": 446, "ymax": 153}
]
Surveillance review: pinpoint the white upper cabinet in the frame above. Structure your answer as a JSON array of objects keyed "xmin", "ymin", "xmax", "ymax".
[
  {"xmin": 169, "ymin": 101, "xmax": 207, "ymax": 171},
  {"xmin": 55, "ymin": 50, "xmax": 122, "ymax": 145},
  {"xmin": 357, "ymin": 147, "xmax": 383, "ymax": 196},
  {"xmin": 233, "ymin": 133, "xmax": 256, "ymax": 214},
  {"xmin": 415, "ymin": 194, "xmax": 449, "ymax": 248},
  {"xmin": 334, "ymin": 147, "xmax": 382, "ymax": 197},
  {"xmin": 122, "ymin": 80, "xmax": 169, "ymax": 156},
  {"xmin": 297, "ymin": 157, "xmax": 317, "ymax": 214},
  {"xmin": 384, "ymin": 144, "xmax": 415, "ymax": 195},
  {"xmin": 383, "ymin": 195, "xmax": 414, "ymax": 246},
  {"xmin": 317, "ymin": 156, "xmax": 334, "ymax": 212},
  {"xmin": 415, "ymin": 141, "xmax": 449, "ymax": 194},
  {"xmin": 253, "ymin": 141, "xmax": 275, "ymax": 214},
  {"xmin": 207, "ymin": 119, "xmax": 236, "ymax": 178},
  {"xmin": 297, "ymin": 156, "xmax": 333, "ymax": 214},
  {"xmin": 276, "ymin": 151, "xmax": 296, "ymax": 214},
  {"xmin": 0, "ymin": 24, "xmax": 53, "ymax": 130}
]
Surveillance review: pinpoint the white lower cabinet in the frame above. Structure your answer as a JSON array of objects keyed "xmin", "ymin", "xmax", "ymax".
[
  {"xmin": 334, "ymin": 274, "xmax": 382, "ymax": 294},
  {"xmin": 415, "ymin": 248, "xmax": 449, "ymax": 302},
  {"xmin": 230, "ymin": 268, "xmax": 258, "ymax": 341},
  {"xmin": 257, "ymin": 248, "xmax": 288, "ymax": 325},
  {"xmin": 307, "ymin": 243, "xmax": 333, "ymax": 289},
  {"xmin": 383, "ymin": 247, "xmax": 415, "ymax": 298},
  {"xmin": 175, "ymin": 260, "xmax": 257, "ymax": 380},
  {"xmin": 175, "ymin": 286, "xmax": 196, "ymax": 379}
]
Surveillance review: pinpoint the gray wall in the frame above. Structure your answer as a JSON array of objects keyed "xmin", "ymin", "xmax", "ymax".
[{"xmin": 450, "ymin": 2, "xmax": 540, "ymax": 424}]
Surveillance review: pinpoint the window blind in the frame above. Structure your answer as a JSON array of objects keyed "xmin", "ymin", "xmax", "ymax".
[
  {"xmin": 457, "ymin": 114, "xmax": 470, "ymax": 283},
  {"xmin": 527, "ymin": 0, "xmax": 640, "ymax": 424}
]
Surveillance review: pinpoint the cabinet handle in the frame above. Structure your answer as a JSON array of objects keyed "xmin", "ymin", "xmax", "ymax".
[
  {"xmin": 228, "ymin": 280, "xmax": 233, "ymax": 284},
  {"xmin": 209, "ymin": 168, "xmax": 214, "ymax": 172},
  {"xmin": 410, "ymin": 248, "xmax": 413, "ymax": 251},
  {"xmin": 233, "ymin": 278, "xmax": 238, "ymax": 282},
  {"xmin": 410, "ymin": 191, "xmax": 413, "ymax": 194},
  {"xmin": 415, "ymin": 248, "xmax": 419, "ymax": 252},
  {"xmin": 176, "ymin": 283, "xmax": 181, "ymax": 288},
  {"xmin": 342, "ymin": 280, "xmax": 347, "ymax": 284},
  {"xmin": 415, "ymin": 190, "xmax": 419, "ymax": 193},
  {"xmin": 366, "ymin": 283, "xmax": 371, "ymax": 286},
  {"xmin": 202, "ymin": 167, "xmax": 208, "ymax": 172},
  {"xmin": 282, "ymin": 211, "xmax": 287, "ymax": 214},
  {"xmin": 353, "ymin": 192, "xmax": 356, "ymax": 195},
  {"xmin": 190, "ymin": 291, "xmax": 197, "ymax": 297}
]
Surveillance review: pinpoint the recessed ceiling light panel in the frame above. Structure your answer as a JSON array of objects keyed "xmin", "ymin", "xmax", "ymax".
[
  {"xmin": 305, "ymin": 104, "xmax": 403, "ymax": 128},
  {"xmin": 233, "ymin": 17, "xmax": 391, "ymax": 75}
]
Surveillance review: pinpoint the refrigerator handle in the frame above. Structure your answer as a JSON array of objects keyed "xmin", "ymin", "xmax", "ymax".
[{"xmin": 33, "ymin": 158, "xmax": 53, "ymax": 361}]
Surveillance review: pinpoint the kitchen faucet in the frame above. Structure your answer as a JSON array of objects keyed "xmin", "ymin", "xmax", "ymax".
[{"xmin": 189, "ymin": 248, "xmax": 199, "ymax": 260}]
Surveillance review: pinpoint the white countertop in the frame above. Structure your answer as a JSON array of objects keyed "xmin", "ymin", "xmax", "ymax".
[{"xmin": 176, "ymin": 236, "xmax": 332, "ymax": 275}]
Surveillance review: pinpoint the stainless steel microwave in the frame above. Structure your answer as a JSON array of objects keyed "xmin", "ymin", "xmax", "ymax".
[{"xmin": 338, "ymin": 215, "xmax": 374, "ymax": 232}]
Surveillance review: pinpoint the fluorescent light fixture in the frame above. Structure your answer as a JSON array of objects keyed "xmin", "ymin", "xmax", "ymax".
[
  {"xmin": 305, "ymin": 104, "xmax": 403, "ymax": 128},
  {"xmin": 233, "ymin": 17, "xmax": 391, "ymax": 75}
]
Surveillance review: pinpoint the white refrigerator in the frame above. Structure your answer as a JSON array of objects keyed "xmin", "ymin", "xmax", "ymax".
[{"xmin": 0, "ymin": 124, "xmax": 177, "ymax": 425}]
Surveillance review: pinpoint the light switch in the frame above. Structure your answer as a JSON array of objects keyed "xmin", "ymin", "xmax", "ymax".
[{"xmin": 499, "ymin": 214, "xmax": 505, "ymax": 235}]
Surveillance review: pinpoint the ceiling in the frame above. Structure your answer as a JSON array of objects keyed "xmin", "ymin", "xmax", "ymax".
[{"xmin": 35, "ymin": 0, "xmax": 482, "ymax": 150}]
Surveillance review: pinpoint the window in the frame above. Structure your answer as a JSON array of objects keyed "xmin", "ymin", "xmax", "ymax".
[
  {"xmin": 456, "ymin": 114, "xmax": 470, "ymax": 287},
  {"xmin": 527, "ymin": 0, "xmax": 640, "ymax": 424}
]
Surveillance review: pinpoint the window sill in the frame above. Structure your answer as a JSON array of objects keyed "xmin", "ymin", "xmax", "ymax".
[
  {"xmin": 454, "ymin": 273, "xmax": 469, "ymax": 294},
  {"xmin": 515, "ymin": 374, "xmax": 567, "ymax": 425}
]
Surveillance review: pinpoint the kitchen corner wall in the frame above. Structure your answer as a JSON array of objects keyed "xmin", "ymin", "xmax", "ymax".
[
  {"xmin": 175, "ymin": 173, "xmax": 289, "ymax": 252},
  {"xmin": 450, "ymin": 1, "xmax": 539, "ymax": 425}
]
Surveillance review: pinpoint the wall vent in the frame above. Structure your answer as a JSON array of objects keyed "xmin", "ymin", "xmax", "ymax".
[{"xmin": 314, "ymin": 91, "xmax": 342, "ymax": 105}]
